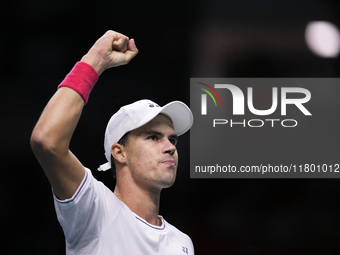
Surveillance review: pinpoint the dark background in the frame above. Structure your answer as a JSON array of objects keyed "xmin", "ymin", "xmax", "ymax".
[{"xmin": 2, "ymin": 0, "xmax": 340, "ymax": 254}]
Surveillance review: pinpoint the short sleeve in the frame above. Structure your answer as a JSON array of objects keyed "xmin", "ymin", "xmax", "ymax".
[{"xmin": 53, "ymin": 167, "xmax": 121, "ymax": 249}]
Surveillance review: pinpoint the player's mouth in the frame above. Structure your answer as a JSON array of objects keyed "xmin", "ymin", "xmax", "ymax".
[{"xmin": 162, "ymin": 160, "xmax": 176, "ymax": 166}]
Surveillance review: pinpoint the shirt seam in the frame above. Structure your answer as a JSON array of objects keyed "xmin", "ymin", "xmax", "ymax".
[{"xmin": 53, "ymin": 169, "xmax": 88, "ymax": 204}]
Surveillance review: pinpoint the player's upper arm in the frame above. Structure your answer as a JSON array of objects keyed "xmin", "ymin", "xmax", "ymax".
[
  {"xmin": 30, "ymin": 88, "xmax": 86, "ymax": 200},
  {"xmin": 31, "ymin": 136, "xmax": 86, "ymax": 200}
]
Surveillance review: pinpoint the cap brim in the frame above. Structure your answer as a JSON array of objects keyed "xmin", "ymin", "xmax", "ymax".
[{"xmin": 160, "ymin": 101, "xmax": 194, "ymax": 136}]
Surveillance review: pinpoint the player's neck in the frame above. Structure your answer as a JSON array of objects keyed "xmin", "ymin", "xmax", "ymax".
[{"xmin": 114, "ymin": 181, "xmax": 162, "ymax": 226}]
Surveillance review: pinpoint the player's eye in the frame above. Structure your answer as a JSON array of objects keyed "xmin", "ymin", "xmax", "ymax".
[
  {"xmin": 148, "ymin": 135, "xmax": 159, "ymax": 141},
  {"xmin": 169, "ymin": 137, "xmax": 178, "ymax": 146}
]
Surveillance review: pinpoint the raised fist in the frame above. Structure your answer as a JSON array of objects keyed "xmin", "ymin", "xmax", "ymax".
[{"xmin": 81, "ymin": 30, "xmax": 138, "ymax": 75}]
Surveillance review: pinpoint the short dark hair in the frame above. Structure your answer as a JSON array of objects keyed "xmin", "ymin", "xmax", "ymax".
[{"xmin": 111, "ymin": 131, "xmax": 130, "ymax": 178}]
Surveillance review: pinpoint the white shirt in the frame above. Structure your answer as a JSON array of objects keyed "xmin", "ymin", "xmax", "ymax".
[{"xmin": 53, "ymin": 168, "xmax": 194, "ymax": 255}]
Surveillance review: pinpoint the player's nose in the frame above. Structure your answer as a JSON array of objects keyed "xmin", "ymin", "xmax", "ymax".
[{"xmin": 163, "ymin": 138, "xmax": 176, "ymax": 155}]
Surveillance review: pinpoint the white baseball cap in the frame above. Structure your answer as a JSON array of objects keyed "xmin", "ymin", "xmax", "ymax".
[{"xmin": 98, "ymin": 99, "xmax": 194, "ymax": 171}]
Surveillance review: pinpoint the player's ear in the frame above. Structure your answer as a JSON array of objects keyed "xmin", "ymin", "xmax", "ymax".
[{"xmin": 111, "ymin": 143, "xmax": 127, "ymax": 164}]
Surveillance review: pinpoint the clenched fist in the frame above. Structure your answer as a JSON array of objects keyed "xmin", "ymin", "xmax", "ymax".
[{"xmin": 81, "ymin": 30, "xmax": 138, "ymax": 75}]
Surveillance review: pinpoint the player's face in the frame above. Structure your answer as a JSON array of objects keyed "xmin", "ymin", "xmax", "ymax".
[{"xmin": 124, "ymin": 114, "xmax": 178, "ymax": 191}]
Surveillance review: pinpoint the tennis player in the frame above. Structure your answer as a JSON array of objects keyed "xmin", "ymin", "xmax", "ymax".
[{"xmin": 30, "ymin": 30, "xmax": 194, "ymax": 254}]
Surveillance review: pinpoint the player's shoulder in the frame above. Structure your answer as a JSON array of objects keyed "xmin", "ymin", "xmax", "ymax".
[
  {"xmin": 84, "ymin": 167, "xmax": 124, "ymax": 221},
  {"xmin": 164, "ymin": 219, "xmax": 192, "ymax": 242},
  {"xmin": 80, "ymin": 167, "xmax": 122, "ymax": 211},
  {"xmin": 164, "ymin": 219, "xmax": 194, "ymax": 254}
]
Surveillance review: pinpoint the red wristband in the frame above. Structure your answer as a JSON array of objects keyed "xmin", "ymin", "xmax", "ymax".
[{"xmin": 58, "ymin": 61, "xmax": 99, "ymax": 104}]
